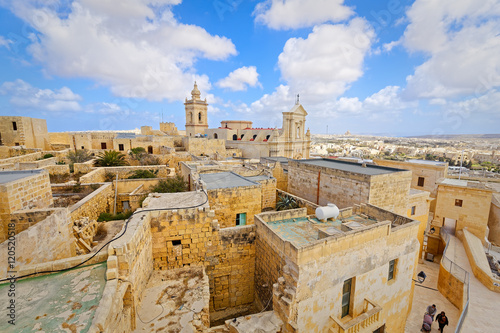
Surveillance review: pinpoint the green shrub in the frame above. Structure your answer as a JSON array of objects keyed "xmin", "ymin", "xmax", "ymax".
[
  {"xmin": 43, "ymin": 153, "xmax": 54, "ymax": 159},
  {"xmin": 97, "ymin": 211, "xmax": 133, "ymax": 222},
  {"xmin": 127, "ymin": 169, "xmax": 158, "ymax": 179},
  {"xmin": 150, "ymin": 175, "xmax": 187, "ymax": 193},
  {"xmin": 276, "ymin": 194, "xmax": 299, "ymax": 211}
]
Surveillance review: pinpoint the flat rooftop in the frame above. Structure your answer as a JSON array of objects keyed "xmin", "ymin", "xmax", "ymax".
[
  {"xmin": 267, "ymin": 214, "xmax": 379, "ymax": 247},
  {"xmin": 440, "ymin": 178, "xmax": 488, "ymax": 189},
  {"xmin": 0, "ymin": 169, "xmax": 44, "ymax": 184},
  {"xmin": 407, "ymin": 159, "xmax": 447, "ymax": 166},
  {"xmin": 296, "ymin": 158, "xmax": 403, "ymax": 176},
  {"xmin": 199, "ymin": 172, "xmax": 259, "ymax": 190},
  {"xmin": 0, "ymin": 262, "xmax": 106, "ymax": 332},
  {"xmin": 246, "ymin": 175, "xmax": 273, "ymax": 182},
  {"xmin": 144, "ymin": 191, "xmax": 209, "ymax": 209}
]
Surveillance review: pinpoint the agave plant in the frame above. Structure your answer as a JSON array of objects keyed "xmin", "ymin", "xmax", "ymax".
[
  {"xmin": 276, "ymin": 194, "xmax": 299, "ymax": 211},
  {"xmin": 94, "ymin": 150, "xmax": 129, "ymax": 167}
]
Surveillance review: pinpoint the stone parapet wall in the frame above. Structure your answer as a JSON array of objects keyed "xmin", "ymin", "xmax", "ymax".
[
  {"xmin": 70, "ymin": 183, "xmax": 113, "ymax": 223},
  {"xmin": 42, "ymin": 164, "xmax": 70, "ymax": 175},
  {"xmin": 0, "ymin": 163, "xmax": 15, "ymax": 171},
  {"xmin": 0, "ymin": 152, "xmax": 42, "ymax": 165},
  {"xmin": 74, "ymin": 159, "xmax": 95, "ymax": 174},
  {"xmin": 369, "ymin": 171, "xmax": 412, "ymax": 216},
  {"xmin": 0, "ymin": 208, "xmax": 76, "ymax": 279},
  {"xmin": 9, "ymin": 208, "xmax": 55, "ymax": 235},
  {"xmin": 18, "ymin": 156, "xmax": 57, "ymax": 170},
  {"xmin": 259, "ymin": 178, "xmax": 277, "ymax": 211},
  {"xmin": 79, "ymin": 165, "xmax": 172, "ymax": 183}
]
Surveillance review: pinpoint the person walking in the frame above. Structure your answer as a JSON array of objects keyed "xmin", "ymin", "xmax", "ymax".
[
  {"xmin": 436, "ymin": 311, "xmax": 449, "ymax": 332},
  {"xmin": 426, "ymin": 304, "xmax": 437, "ymax": 321}
]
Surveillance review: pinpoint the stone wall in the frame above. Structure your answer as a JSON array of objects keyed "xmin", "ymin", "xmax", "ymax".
[
  {"xmin": 74, "ymin": 160, "xmax": 95, "ymax": 174},
  {"xmin": 79, "ymin": 165, "xmax": 172, "ymax": 183},
  {"xmin": 42, "ymin": 164, "xmax": 70, "ymax": 175},
  {"xmin": 18, "ymin": 156, "xmax": 57, "ymax": 170},
  {"xmin": 0, "ymin": 152, "xmax": 42, "ymax": 165},
  {"xmin": 207, "ymin": 185, "xmax": 262, "ymax": 228},
  {"xmin": 9, "ymin": 208, "xmax": 54, "ymax": 235},
  {"xmin": 488, "ymin": 195, "xmax": 500, "ymax": 246},
  {"xmin": 70, "ymin": 183, "xmax": 113, "ymax": 223},
  {"xmin": 287, "ymin": 160, "xmax": 371, "ymax": 208},
  {"xmin": 272, "ymin": 161, "xmax": 288, "ymax": 191},
  {"xmin": 0, "ymin": 208, "xmax": 76, "ymax": 279},
  {"xmin": 258, "ymin": 178, "xmax": 277, "ymax": 211},
  {"xmin": 183, "ymin": 137, "xmax": 227, "ymax": 156},
  {"xmin": 462, "ymin": 228, "xmax": 500, "ymax": 292},
  {"xmin": 0, "ymin": 170, "xmax": 53, "ymax": 242},
  {"xmin": 149, "ymin": 208, "xmax": 256, "ymax": 317},
  {"xmin": 369, "ymin": 171, "xmax": 412, "ymax": 216}
]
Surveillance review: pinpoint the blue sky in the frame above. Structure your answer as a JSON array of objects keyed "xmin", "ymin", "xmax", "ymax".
[{"xmin": 0, "ymin": 0, "xmax": 499, "ymax": 136}]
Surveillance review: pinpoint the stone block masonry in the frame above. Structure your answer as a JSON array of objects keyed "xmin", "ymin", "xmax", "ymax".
[{"xmin": 70, "ymin": 183, "xmax": 113, "ymax": 223}]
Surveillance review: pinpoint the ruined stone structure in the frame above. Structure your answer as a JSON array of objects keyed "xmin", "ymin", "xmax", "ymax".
[{"xmin": 0, "ymin": 116, "xmax": 51, "ymax": 149}]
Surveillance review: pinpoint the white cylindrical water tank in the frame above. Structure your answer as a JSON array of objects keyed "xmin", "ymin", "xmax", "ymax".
[{"xmin": 315, "ymin": 203, "xmax": 340, "ymax": 220}]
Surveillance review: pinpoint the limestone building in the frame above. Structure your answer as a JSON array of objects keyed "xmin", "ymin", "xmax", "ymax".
[
  {"xmin": 184, "ymin": 82, "xmax": 208, "ymax": 137},
  {"xmin": 0, "ymin": 116, "xmax": 50, "ymax": 149}
]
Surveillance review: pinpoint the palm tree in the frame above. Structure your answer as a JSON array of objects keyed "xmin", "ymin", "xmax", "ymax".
[
  {"xmin": 94, "ymin": 150, "xmax": 129, "ymax": 167},
  {"xmin": 67, "ymin": 149, "xmax": 93, "ymax": 164}
]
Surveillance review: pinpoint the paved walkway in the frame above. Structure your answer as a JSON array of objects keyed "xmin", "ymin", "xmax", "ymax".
[{"xmin": 406, "ymin": 235, "xmax": 500, "ymax": 332}]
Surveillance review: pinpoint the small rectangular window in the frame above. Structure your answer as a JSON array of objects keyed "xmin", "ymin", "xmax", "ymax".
[
  {"xmin": 14, "ymin": 142, "xmax": 19, "ymax": 146},
  {"xmin": 81, "ymin": 146, "xmax": 85, "ymax": 149},
  {"xmin": 342, "ymin": 278, "xmax": 352, "ymax": 318},
  {"xmin": 455, "ymin": 199, "xmax": 463, "ymax": 207},
  {"xmin": 411, "ymin": 206, "xmax": 416, "ymax": 216},
  {"xmin": 172, "ymin": 239, "xmax": 181, "ymax": 246},
  {"xmin": 388, "ymin": 259, "xmax": 396, "ymax": 281},
  {"xmin": 236, "ymin": 213, "xmax": 247, "ymax": 226},
  {"xmin": 417, "ymin": 177, "xmax": 425, "ymax": 187},
  {"xmin": 118, "ymin": 144, "xmax": 124, "ymax": 151},
  {"xmin": 12, "ymin": 122, "xmax": 17, "ymax": 131},
  {"xmin": 101, "ymin": 142, "xmax": 107, "ymax": 149}
]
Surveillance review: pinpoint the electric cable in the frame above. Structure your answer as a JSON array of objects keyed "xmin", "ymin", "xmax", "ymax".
[{"xmin": 0, "ymin": 190, "xmax": 208, "ymax": 283}]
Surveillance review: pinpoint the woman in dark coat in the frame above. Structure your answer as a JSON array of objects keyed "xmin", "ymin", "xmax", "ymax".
[{"xmin": 436, "ymin": 311, "xmax": 449, "ymax": 332}]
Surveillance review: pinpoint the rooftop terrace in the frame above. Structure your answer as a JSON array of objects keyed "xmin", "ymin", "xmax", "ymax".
[
  {"xmin": 296, "ymin": 159, "xmax": 403, "ymax": 176},
  {"xmin": 0, "ymin": 263, "xmax": 106, "ymax": 333},
  {"xmin": 266, "ymin": 214, "xmax": 379, "ymax": 247},
  {"xmin": 199, "ymin": 172, "xmax": 259, "ymax": 190}
]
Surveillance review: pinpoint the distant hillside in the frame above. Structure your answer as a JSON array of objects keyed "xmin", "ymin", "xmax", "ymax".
[{"xmin": 407, "ymin": 134, "xmax": 500, "ymax": 139}]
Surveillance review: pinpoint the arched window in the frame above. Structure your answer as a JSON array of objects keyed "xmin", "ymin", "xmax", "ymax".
[
  {"xmin": 233, "ymin": 134, "xmax": 238, "ymax": 140},
  {"xmin": 266, "ymin": 135, "xmax": 270, "ymax": 140},
  {"xmin": 198, "ymin": 112, "xmax": 202, "ymax": 123},
  {"xmin": 148, "ymin": 146, "xmax": 153, "ymax": 154},
  {"xmin": 253, "ymin": 134, "xmax": 257, "ymax": 140},
  {"xmin": 214, "ymin": 133, "xmax": 218, "ymax": 139},
  {"xmin": 240, "ymin": 134, "xmax": 244, "ymax": 139},
  {"xmin": 190, "ymin": 113, "xmax": 193, "ymax": 123}
]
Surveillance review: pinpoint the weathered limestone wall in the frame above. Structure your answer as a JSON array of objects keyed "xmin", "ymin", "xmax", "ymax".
[
  {"xmin": 0, "ymin": 208, "xmax": 76, "ymax": 279},
  {"xmin": 488, "ymin": 195, "xmax": 500, "ymax": 246},
  {"xmin": 9, "ymin": 208, "xmax": 54, "ymax": 235},
  {"xmin": 276, "ymin": 189, "xmax": 319, "ymax": 215},
  {"xmin": 0, "ymin": 152, "xmax": 42, "ymax": 165},
  {"xmin": 434, "ymin": 184, "xmax": 492, "ymax": 241},
  {"xmin": 369, "ymin": 171, "xmax": 412, "ymax": 216},
  {"xmin": 70, "ymin": 183, "xmax": 113, "ymax": 223},
  {"xmin": 74, "ymin": 159, "xmax": 95, "ymax": 174},
  {"xmin": 462, "ymin": 228, "xmax": 500, "ymax": 292},
  {"xmin": 0, "ymin": 116, "xmax": 50, "ymax": 149},
  {"xmin": 287, "ymin": 160, "xmax": 371, "ymax": 207},
  {"xmin": 271, "ymin": 161, "xmax": 288, "ymax": 191},
  {"xmin": 42, "ymin": 164, "xmax": 70, "ymax": 175},
  {"xmin": 0, "ymin": 170, "xmax": 53, "ymax": 242},
  {"xmin": 79, "ymin": 165, "xmax": 172, "ymax": 183},
  {"xmin": 407, "ymin": 190, "xmax": 431, "ymax": 256},
  {"xmin": 207, "ymin": 185, "xmax": 262, "ymax": 228},
  {"xmin": 258, "ymin": 178, "xmax": 277, "ymax": 211},
  {"xmin": 183, "ymin": 137, "xmax": 227, "ymax": 156},
  {"xmin": 437, "ymin": 263, "xmax": 465, "ymax": 311},
  {"xmin": 18, "ymin": 156, "xmax": 57, "ymax": 170},
  {"xmin": 149, "ymin": 208, "xmax": 256, "ymax": 316}
]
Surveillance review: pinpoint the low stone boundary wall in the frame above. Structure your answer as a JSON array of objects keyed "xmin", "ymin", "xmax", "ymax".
[
  {"xmin": 74, "ymin": 159, "xmax": 95, "ymax": 174},
  {"xmin": 0, "ymin": 208, "xmax": 75, "ymax": 279},
  {"xmin": 80, "ymin": 165, "xmax": 173, "ymax": 183},
  {"xmin": 0, "ymin": 152, "xmax": 42, "ymax": 165},
  {"xmin": 463, "ymin": 228, "xmax": 500, "ymax": 292},
  {"xmin": 18, "ymin": 156, "xmax": 58, "ymax": 170},
  {"xmin": 42, "ymin": 164, "xmax": 70, "ymax": 175},
  {"xmin": 70, "ymin": 183, "xmax": 113, "ymax": 223},
  {"xmin": 0, "ymin": 163, "xmax": 15, "ymax": 171}
]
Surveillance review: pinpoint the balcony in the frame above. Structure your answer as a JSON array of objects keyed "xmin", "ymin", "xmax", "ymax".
[{"xmin": 330, "ymin": 298, "xmax": 382, "ymax": 333}]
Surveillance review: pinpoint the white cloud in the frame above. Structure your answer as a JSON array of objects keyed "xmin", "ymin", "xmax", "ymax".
[
  {"xmin": 254, "ymin": 0, "xmax": 353, "ymax": 30},
  {"xmin": 382, "ymin": 39, "xmax": 401, "ymax": 52},
  {"xmin": 0, "ymin": 36, "xmax": 12, "ymax": 49},
  {"xmin": 217, "ymin": 66, "xmax": 261, "ymax": 91},
  {"xmin": 402, "ymin": 0, "xmax": 500, "ymax": 99},
  {"xmin": 0, "ymin": 79, "xmax": 82, "ymax": 112},
  {"xmin": 7, "ymin": 0, "xmax": 236, "ymax": 101},
  {"xmin": 278, "ymin": 18, "xmax": 375, "ymax": 102}
]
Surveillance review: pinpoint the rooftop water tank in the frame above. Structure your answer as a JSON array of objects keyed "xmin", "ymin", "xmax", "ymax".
[{"xmin": 315, "ymin": 203, "xmax": 340, "ymax": 221}]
